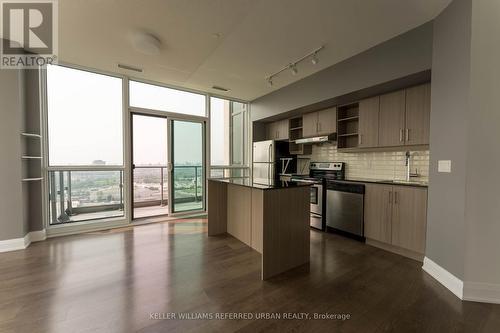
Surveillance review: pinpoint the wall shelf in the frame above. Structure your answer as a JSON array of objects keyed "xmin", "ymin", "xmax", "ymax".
[
  {"xmin": 22, "ymin": 156, "xmax": 43, "ymax": 160},
  {"xmin": 338, "ymin": 133, "xmax": 359, "ymax": 137},
  {"xmin": 21, "ymin": 132, "xmax": 42, "ymax": 138},
  {"xmin": 22, "ymin": 178, "xmax": 43, "ymax": 182}
]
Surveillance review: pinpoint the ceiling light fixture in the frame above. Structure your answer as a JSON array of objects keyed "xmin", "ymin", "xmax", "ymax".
[
  {"xmin": 265, "ymin": 45, "xmax": 324, "ymax": 87},
  {"xmin": 131, "ymin": 32, "xmax": 162, "ymax": 56}
]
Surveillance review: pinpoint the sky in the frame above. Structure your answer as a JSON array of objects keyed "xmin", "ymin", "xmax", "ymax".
[{"xmin": 47, "ymin": 65, "xmax": 212, "ymax": 167}]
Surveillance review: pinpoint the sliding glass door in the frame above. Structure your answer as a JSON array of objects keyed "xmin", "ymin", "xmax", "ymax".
[
  {"xmin": 131, "ymin": 114, "xmax": 169, "ymax": 219},
  {"xmin": 171, "ymin": 120, "xmax": 204, "ymax": 213}
]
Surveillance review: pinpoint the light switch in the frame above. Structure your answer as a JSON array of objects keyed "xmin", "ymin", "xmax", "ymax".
[{"xmin": 438, "ymin": 160, "xmax": 452, "ymax": 173}]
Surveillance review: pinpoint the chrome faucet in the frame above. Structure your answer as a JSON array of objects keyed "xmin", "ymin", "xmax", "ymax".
[{"xmin": 405, "ymin": 151, "xmax": 420, "ymax": 181}]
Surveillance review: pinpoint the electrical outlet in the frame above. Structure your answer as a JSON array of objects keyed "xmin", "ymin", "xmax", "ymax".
[{"xmin": 438, "ymin": 160, "xmax": 451, "ymax": 173}]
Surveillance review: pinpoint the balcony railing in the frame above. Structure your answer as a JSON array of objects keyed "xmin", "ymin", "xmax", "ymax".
[{"xmin": 49, "ymin": 169, "xmax": 124, "ymax": 225}]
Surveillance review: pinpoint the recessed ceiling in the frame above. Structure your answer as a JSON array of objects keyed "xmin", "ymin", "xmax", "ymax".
[{"xmin": 56, "ymin": 0, "xmax": 451, "ymax": 101}]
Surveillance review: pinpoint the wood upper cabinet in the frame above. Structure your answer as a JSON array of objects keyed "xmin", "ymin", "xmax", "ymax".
[
  {"xmin": 358, "ymin": 96, "xmax": 380, "ymax": 148},
  {"xmin": 317, "ymin": 107, "xmax": 337, "ymax": 135},
  {"xmin": 302, "ymin": 112, "xmax": 319, "ymax": 138},
  {"xmin": 405, "ymin": 83, "xmax": 431, "ymax": 146},
  {"xmin": 391, "ymin": 185, "xmax": 428, "ymax": 254},
  {"xmin": 302, "ymin": 107, "xmax": 337, "ymax": 138},
  {"xmin": 364, "ymin": 184, "xmax": 392, "ymax": 243},
  {"xmin": 266, "ymin": 119, "xmax": 289, "ymax": 140},
  {"xmin": 378, "ymin": 90, "xmax": 406, "ymax": 147}
]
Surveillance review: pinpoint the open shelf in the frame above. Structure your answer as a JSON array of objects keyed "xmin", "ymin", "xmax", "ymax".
[
  {"xmin": 22, "ymin": 178, "xmax": 43, "ymax": 182},
  {"xmin": 22, "ymin": 156, "xmax": 42, "ymax": 159},
  {"xmin": 337, "ymin": 102, "xmax": 360, "ymax": 149},
  {"xmin": 337, "ymin": 116, "xmax": 359, "ymax": 122},
  {"xmin": 289, "ymin": 126, "xmax": 303, "ymax": 131},
  {"xmin": 21, "ymin": 132, "xmax": 42, "ymax": 138}
]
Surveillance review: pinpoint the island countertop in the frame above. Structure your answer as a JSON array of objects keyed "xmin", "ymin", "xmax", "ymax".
[{"xmin": 208, "ymin": 177, "xmax": 312, "ymax": 190}]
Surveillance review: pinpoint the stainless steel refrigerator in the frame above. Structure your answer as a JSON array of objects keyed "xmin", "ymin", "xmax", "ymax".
[{"xmin": 252, "ymin": 140, "xmax": 289, "ymax": 186}]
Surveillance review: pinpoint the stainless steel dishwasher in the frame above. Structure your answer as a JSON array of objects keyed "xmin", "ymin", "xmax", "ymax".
[{"xmin": 326, "ymin": 181, "xmax": 365, "ymax": 238}]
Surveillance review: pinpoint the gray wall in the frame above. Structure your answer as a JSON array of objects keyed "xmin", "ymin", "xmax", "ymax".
[
  {"xmin": 251, "ymin": 22, "xmax": 433, "ymax": 120},
  {"xmin": 463, "ymin": 0, "xmax": 500, "ymax": 285},
  {"xmin": 0, "ymin": 68, "xmax": 26, "ymax": 240},
  {"xmin": 425, "ymin": 0, "xmax": 471, "ymax": 279}
]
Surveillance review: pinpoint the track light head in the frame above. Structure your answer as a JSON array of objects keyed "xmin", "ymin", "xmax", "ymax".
[
  {"xmin": 290, "ymin": 64, "xmax": 298, "ymax": 75},
  {"xmin": 267, "ymin": 77, "xmax": 273, "ymax": 87},
  {"xmin": 311, "ymin": 53, "xmax": 319, "ymax": 65}
]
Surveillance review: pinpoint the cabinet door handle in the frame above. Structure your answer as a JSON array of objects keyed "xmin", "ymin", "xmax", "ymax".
[
  {"xmin": 394, "ymin": 191, "xmax": 398, "ymax": 204},
  {"xmin": 389, "ymin": 191, "xmax": 392, "ymax": 204},
  {"xmin": 319, "ymin": 122, "xmax": 321, "ymax": 132},
  {"xmin": 359, "ymin": 134, "xmax": 363, "ymax": 145},
  {"xmin": 405, "ymin": 128, "xmax": 410, "ymax": 142},
  {"xmin": 316, "ymin": 122, "xmax": 319, "ymax": 133},
  {"xmin": 399, "ymin": 129, "xmax": 404, "ymax": 142}
]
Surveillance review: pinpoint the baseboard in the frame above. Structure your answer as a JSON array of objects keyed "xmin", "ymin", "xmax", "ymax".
[
  {"xmin": 28, "ymin": 230, "xmax": 47, "ymax": 242},
  {"xmin": 464, "ymin": 282, "xmax": 500, "ymax": 304},
  {"xmin": 0, "ymin": 237, "xmax": 28, "ymax": 253},
  {"xmin": 0, "ymin": 230, "xmax": 47, "ymax": 253},
  {"xmin": 366, "ymin": 238, "xmax": 424, "ymax": 262},
  {"xmin": 422, "ymin": 257, "xmax": 464, "ymax": 299}
]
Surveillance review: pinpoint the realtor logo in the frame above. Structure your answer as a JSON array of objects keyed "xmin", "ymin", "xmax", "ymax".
[{"xmin": 1, "ymin": 0, "xmax": 58, "ymax": 68}]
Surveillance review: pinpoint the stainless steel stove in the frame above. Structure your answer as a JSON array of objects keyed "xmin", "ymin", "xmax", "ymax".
[{"xmin": 291, "ymin": 162, "xmax": 345, "ymax": 230}]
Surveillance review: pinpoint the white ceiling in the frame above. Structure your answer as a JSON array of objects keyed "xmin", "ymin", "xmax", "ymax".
[{"xmin": 55, "ymin": 0, "xmax": 451, "ymax": 101}]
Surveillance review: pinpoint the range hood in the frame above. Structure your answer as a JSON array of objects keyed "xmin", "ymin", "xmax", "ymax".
[{"xmin": 295, "ymin": 133, "xmax": 337, "ymax": 144}]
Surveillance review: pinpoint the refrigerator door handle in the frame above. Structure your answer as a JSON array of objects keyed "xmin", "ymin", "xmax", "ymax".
[{"xmin": 268, "ymin": 144, "xmax": 272, "ymax": 184}]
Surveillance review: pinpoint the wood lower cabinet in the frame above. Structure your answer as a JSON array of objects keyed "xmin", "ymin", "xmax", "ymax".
[
  {"xmin": 358, "ymin": 96, "xmax": 380, "ymax": 148},
  {"xmin": 378, "ymin": 90, "xmax": 406, "ymax": 147},
  {"xmin": 391, "ymin": 185, "xmax": 428, "ymax": 254},
  {"xmin": 364, "ymin": 183, "xmax": 428, "ymax": 258},
  {"xmin": 364, "ymin": 184, "xmax": 392, "ymax": 243}
]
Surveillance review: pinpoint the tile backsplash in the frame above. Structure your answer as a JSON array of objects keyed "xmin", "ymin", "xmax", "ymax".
[{"xmin": 298, "ymin": 142, "xmax": 429, "ymax": 183}]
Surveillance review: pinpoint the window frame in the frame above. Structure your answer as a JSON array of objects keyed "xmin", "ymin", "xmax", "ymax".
[
  {"xmin": 208, "ymin": 95, "xmax": 251, "ymax": 178},
  {"xmin": 40, "ymin": 61, "xmax": 250, "ymax": 234}
]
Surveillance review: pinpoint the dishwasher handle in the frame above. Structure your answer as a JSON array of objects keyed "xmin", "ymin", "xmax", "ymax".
[{"xmin": 326, "ymin": 181, "xmax": 365, "ymax": 194}]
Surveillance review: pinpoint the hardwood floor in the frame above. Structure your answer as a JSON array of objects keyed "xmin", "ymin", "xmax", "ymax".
[{"xmin": 0, "ymin": 218, "xmax": 499, "ymax": 333}]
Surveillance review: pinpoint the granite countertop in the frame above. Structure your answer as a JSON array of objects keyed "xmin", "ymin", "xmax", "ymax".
[
  {"xmin": 208, "ymin": 178, "xmax": 312, "ymax": 190},
  {"xmin": 338, "ymin": 177, "xmax": 428, "ymax": 188}
]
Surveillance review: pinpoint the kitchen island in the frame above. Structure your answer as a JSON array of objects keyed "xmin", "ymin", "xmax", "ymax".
[{"xmin": 208, "ymin": 178, "xmax": 311, "ymax": 280}]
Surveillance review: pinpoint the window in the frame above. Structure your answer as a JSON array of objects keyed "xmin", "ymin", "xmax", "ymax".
[
  {"xmin": 209, "ymin": 97, "xmax": 248, "ymax": 178},
  {"xmin": 210, "ymin": 98, "xmax": 230, "ymax": 165},
  {"xmin": 47, "ymin": 65, "xmax": 123, "ymax": 166},
  {"xmin": 129, "ymin": 80, "xmax": 206, "ymax": 117},
  {"xmin": 46, "ymin": 65, "xmax": 125, "ymax": 225}
]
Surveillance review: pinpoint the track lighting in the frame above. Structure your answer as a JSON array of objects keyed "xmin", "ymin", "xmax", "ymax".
[
  {"xmin": 311, "ymin": 53, "xmax": 318, "ymax": 65},
  {"xmin": 265, "ymin": 45, "xmax": 324, "ymax": 87}
]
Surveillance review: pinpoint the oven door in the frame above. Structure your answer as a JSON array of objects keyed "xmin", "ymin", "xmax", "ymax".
[{"xmin": 310, "ymin": 184, "xmax": 322, "ymax": 215}]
